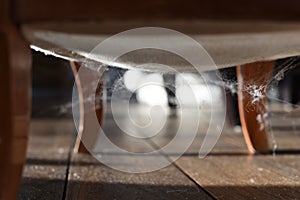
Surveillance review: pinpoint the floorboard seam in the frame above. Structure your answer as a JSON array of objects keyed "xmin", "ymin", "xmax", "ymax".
[
  {"xmin": 172, "ymin": 162, "xmax": 217, "ymax": 200},
  {"xmin": 61, "ymin": 132, "xmax": 76, "ymax": 200},
  {"xmin": 146, "ymin": 139, "xmax": 217, "ymax": 199}
]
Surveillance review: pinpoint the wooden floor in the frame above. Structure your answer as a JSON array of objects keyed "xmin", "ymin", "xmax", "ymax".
[{"xmin": 17, "ymin": 104, "xmax": 300, "ymax": 200}]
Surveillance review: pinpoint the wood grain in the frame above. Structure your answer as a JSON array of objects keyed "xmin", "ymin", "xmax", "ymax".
[
  {"xmin": 18, "ymin": 103, "xmax": 299, "ymax": 199},
  {"xmin": 66, "ymin": 154, "xmax": 212, "ymax": 200},
  {"xmin": 70, "ymin": 61, "xmax": 105, "ymax": 154},
  {"xmin": 65, "ymin": 104, "xmax": 212, "ymax": 199},
  {"xmin": 0, "ymin": 31, "xmax": 14, "ymax": 200},
  {"xmin": 17, "ymin": 120, "xmax": 75, "ymax": 200},
  {"xmin": 237, "ymin": 62, "xmax": 275, "ymax": 153},
  {"xmin": 70, "ymin": 61, "xmax": 86, "ymax": 153},
  {"xmin": 13, "ymin": 0, "xmax": 300, "ymax": 23},
  {"xmin": 170, "ymin": 104, "xmax": 300, "ymax": 199},
  {"xmin": 176, "ymin": 154, "xmax": 300, "ymax": 199},
  {"xmin": 0, "ymin": 19, "xmax": 31, "ymax": 200}
]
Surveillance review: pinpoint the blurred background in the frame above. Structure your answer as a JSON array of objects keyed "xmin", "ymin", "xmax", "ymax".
[{"xmin": 31, "ymin": 52, "xmax": 300, "ymax": 119}]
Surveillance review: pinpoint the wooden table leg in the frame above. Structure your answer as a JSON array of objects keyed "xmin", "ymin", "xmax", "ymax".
[
  {"xmin": 237, "ymin": 61, "xmax": 274, "ymax": 153},
  {"xmin": 0, "ymin": 27, "xmax": 31, "ymax": 199},
  {"xmin": 70, "ymin": 61, "xmax": 104, "ymax": 154}
]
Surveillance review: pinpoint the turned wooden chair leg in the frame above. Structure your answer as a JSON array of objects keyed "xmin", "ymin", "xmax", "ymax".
[
  {"xmin": 236, "ymin": 61, "xmax": 274, "ymax": 153},
  {"xmin": 0, "ymin": 28, "xmax": 31, "ymax": 199},
  {"xmin": 70, "ymin": 61, "xmax": 104, "ymax": 154}
]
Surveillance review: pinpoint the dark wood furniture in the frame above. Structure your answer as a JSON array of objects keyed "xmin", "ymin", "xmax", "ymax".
[
  {"xmin": 1, "ymin": 0, "xmax": 300, "ymax": 199},
  {"xmin": 1, "ymin": 1, "xmax": 31, "ymax": 199}
]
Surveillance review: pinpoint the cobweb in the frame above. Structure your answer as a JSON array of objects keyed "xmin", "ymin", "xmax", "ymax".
[{"xmin": 38, "ymin": 54, "xmax": 300, "ymax": 155}]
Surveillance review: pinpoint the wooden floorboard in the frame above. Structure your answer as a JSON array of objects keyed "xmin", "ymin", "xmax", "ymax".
[
  {"xmin": 65, "ymin": 153, "xmax": 212, "ymax": 200},
  {"xmin": 65, "ymin": 109, "xmax": 212, "ymax": 200},
  {"xmin": 175, "ymin": 154, "xmax": 300, "ymax": 199},
  {"xmin": 17, "ymin": 103, "xmax": 300, "ymax": 199},
  {"xmin": 17, "ymin": 120, "xmax": 75, "ymax": 200},
  {"xmin": 172, "ymin": 123, "xmax": 300, "ymax": 199}
]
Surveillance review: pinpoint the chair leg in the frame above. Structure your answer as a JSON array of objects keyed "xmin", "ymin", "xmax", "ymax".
[
  {"xmin": 70, "ymin": 61, "xmax": 87, "ymax": 153},
  {"xmin": 0, "ymin": 27, "xmax": 31, "ymax": 199},
  {"xmin": 70, "ymin": 61, "xmax": 104, "ymax": 154},
  {"xmin": 236, "ymin": 61, "xmax": 274, "ymax": 153}
]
